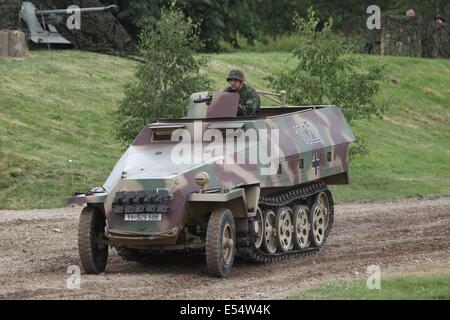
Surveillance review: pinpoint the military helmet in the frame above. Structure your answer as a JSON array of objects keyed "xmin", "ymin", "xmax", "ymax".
[{"xmin": 227, "ymin": 69, "xmax": 245, "ymax": 82}]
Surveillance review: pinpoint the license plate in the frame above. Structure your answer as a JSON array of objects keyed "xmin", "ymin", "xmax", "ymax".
[{"xmin": 124, "ymin": 213, "xmax": 162, "ymax": 222}]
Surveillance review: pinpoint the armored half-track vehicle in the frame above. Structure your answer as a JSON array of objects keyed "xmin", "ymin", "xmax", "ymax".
[{"xmin": 70, "ymin": 92, "xmax": 355, "ymax": 277}]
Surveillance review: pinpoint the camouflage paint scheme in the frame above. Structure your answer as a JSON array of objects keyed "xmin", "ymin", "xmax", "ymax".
[{"xmin": 70, "ymin": 92, "xmax": 355, "ymax": 249}]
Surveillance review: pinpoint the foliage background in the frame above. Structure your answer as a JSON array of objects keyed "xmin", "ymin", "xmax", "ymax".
[
  {"xmin": 115, "ymin": 8, "xmax": 210, "ymax": 144},
  {"xmin": 107, "ymin": 0, "xmax": 450, "ymax": 52}
]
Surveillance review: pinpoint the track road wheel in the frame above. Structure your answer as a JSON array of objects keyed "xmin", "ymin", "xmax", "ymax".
[
  {"xmin": 309, "ymin": 203, "xmax": 326, "ymax": 247},
  {"xmin": 78, "ymin": 206, "xmax": 108, "ymax": 274},
  {"xmin": 262, "ymin": 209, "xmax": 277, "ymax": 254},
  {"xmin": 315, "ymin": 192, "xmax": 331, "ymax": 230},
  {"xmin": 293, "ymin": 205, "xmax": 311, "ymax": 249},
  {"xmin": 276, "ymin": 207, "xmax": 293, "ymax": 252},
  {"xmin": 206, "ymin": 208, "xmax": 236, "ymax": 278},
  {"xmin": 254, "ymin": 207, "xmax": 264, "ymax": 249}
]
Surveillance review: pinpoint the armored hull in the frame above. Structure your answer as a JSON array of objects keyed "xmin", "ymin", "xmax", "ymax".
[{"xmin": 72, "ymin": 92, "xmax": 355, "ymax": 277}]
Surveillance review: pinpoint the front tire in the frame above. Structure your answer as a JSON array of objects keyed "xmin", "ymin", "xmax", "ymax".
[
  {"xmin": 206, "ymin": 208, "xmax": 236, "ymax": 278},
  {"xmin": 78, "ymin": 206, "xmax": 108, "ymax": 274}
]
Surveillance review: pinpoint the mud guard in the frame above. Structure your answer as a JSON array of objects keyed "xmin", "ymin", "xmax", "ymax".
[
  {"xmin": 187, "ymin": 185, "xmax": 260, "ymax": 235},
  {"xmin": 188, "ymin": 189, "xmax": 248, "ymax": 218}
]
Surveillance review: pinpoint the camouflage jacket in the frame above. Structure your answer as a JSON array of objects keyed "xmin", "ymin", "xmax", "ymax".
[{"xmin": 224, "ymin": 83, "xmax": 261, "ymax": 117}]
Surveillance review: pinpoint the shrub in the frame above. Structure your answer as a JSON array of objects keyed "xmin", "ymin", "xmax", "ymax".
[
  {"xmin": 270, "ymin": 9, "xmax": 387, "ymax": 156},
  {"xmin": 116, "ymin": 7, "xmax": 211, "ymax": 144}
]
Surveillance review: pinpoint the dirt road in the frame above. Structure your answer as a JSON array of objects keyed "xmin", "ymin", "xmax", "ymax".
[{"xmin": 1, "ymin": 197, "xmax": 449, "ymax": 299}]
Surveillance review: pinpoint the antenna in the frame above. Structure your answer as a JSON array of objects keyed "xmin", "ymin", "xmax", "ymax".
[{"xmin": 69, "ymin": 160, "xmax": 75, "ymax": 196}]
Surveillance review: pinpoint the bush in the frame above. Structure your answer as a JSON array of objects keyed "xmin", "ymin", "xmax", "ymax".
[
  {"xmin": 116, "ymin": 7, "xmax": 211, "ymax": 144},
  {"xmin": 270, "ymin": 8, "xmax": 387, "ymax": 124}
]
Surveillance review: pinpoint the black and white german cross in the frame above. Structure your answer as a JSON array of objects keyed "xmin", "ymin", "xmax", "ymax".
[{"xmin": 312, "ymin": 152, "xmax": 320, "ymax": 175}]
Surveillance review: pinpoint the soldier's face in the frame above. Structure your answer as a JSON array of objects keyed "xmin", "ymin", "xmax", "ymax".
[{"xmin": 229, "ymin": 79, "xmax": 242, "ymax": 90}]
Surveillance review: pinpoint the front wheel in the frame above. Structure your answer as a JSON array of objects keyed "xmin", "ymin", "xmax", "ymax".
[
  {"xmin": 206, "ymin": 208, "xmax": 236, "ymax": 278},
  {"xmin": 78, "ymin": 206, "xmax": 108, "ymax": 274}
]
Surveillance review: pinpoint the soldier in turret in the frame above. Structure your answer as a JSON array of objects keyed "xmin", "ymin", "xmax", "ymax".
[{"xmin": 223, "ymin": 69, "xmax": 260, "ymax": 117}]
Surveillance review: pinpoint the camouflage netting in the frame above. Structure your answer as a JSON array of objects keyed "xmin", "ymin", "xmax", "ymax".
[
  {"xmin": 0, "ymin": 0, "xmax": 21, "ymax": 30},
  {"xmin": 422, "ymin": 21, "xmax": 450, "ymax": 58},
  {"xmin": 33, "ymin": 0, "xmax": 137, "ymax": 54},
  {"xmin": 358, "ymin": 15, "xmax": 450, "ymax": 59},
  {"xmin": 382, "ymin": 16, "xmax": 423, "ymax": 57}
]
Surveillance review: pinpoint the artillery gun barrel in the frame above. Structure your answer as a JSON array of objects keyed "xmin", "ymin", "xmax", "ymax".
[{"xmin": 35, "ymin": 5, "xmax": 118, "ymax": 16}]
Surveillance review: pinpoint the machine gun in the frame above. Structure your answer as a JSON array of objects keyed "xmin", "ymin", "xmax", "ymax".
[
  {"xmin": 20, "ymin": 1, "xmax": 119, "ymax": 45},
  {"xmin": 193, "ymin": 96, "xmax": 213, "ymax": 105}
]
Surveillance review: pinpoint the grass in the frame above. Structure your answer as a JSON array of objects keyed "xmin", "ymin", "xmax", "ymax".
[
  {"xmin": 0, "ymin": 50, "xmax": 133, "ymax": 208},
  {"xmin": 334, "ymin": 55, "xmax": 450, "ymax": 202},
  {"xmin": 0, "ymin": 50, "xmax": 449, "ymax": 209},
  {"xmin": 290, "ymin": 272, "xmax": 450, "ymax": 300}
]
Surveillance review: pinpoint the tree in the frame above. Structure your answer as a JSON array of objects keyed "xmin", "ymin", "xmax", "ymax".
[
  {"xmin": 107, "ymin": 0, "xmax": 450, "ymax": 51},
  {"xmin": 174, "ymin": 0, "xmax": 261, "ymax": 51},
  {"xmin": 270, "ymin": 9, "xmax": 387, "ymax": 156},
  {"xmin": 221, "ymin": 0, "xmax": 261, "ymax": 48},
  {"xmin": 115, "ymin": 7, "xmax": 211, "ymax": 144},
  {"xmin": 115, "ymin": 0, "xmax": 160, "ymax": 40},
  {"xmin": 270, "ymin": 8, "xmax": 386, "ymax": 123},
  {"xmin": 173, "ymin": 0, "xmax": 227, "ymax": 52},
  {"xmin": 106, "ymin": 0, "xmax": 263, "ymax": 52}
]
